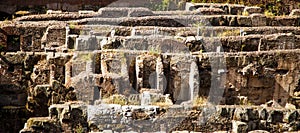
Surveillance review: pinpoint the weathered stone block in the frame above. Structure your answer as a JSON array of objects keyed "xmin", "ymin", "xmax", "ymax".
[
  {"xmin": 284, "ymin": 110, "xmax": 299, "ymax": 123},
  {"xmin": 75, "ymin": 35, "xmax": 98, "ymax": 51},
  {"xmin": 243, "ymin": 7, "xmax": 262, "ymax": 14},
  {"xmin": 101, "ymin": 52, "xmax": 127, "ymax": 75},
  {"xmin": 237, "ymin": 16, "xmax": 251, "ymax": 26},
  {"xmin": 251, "ymin": 14, "xmax": 267, "ymax": 27},
  {"xmin": 232, "ymin": 120, "xmax": 248, "ymax": 133},
  {"xmin": 259, "ymin": 108, "xmax": 268, "ymax": 120},
  {"xmin": 20, "ymin": 117, "xmax": 62, "ymax": 133},
  {"xmin": 258, "ymin": 120, "xmax": 268, "ymax": 130},
  {"xmin": 290, "ymin": 9, "xmax": 300, "ymax": 16},
  {"xmin": 169, "ymin": 56, "xmax": 199, "ymax": 103},
  {"xmin": 71, "ymin": 74, "xmax": 99, "ymax": 104},
  {"xmin": 233, "ymin": 108, "xmax": 249, "ymax": 122},
  {"xmin": 267, "ymin": 110, "xmax": 283, "ymax": 124},
  {"xmin": 128, "ymin": 8, "xmax": 153, "ymax": 17},
  {"xmin": 197, "ymin": 8, "xmax": 225, "ymax": 15}
]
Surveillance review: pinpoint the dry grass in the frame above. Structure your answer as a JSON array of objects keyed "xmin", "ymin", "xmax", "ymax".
[
  {"xmin": 218, "ymin": 29, "xmax": 240, "ymax": 37},
  {"xmin": 102, "ymin": 94, "xmax": 128, "ymax": 105},
  {"xmin": 242, "ymin": 11, "xmax": 249, "ymax": 16},
  {"xmin": 264, "ymin": 10, "xmax": 275, "ymax": 17},
  {"xmin": 15, "ymin": 11, "xmax": 30, "ymax": 15},
  {"xmin": 193, "ymin": 96, "xmax": 208, "ymax": 106}
]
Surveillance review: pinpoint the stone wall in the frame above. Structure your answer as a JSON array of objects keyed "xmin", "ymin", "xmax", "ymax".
[{"xmin": 19, "ymin": 102, "xmax": 300, "ymax": 132}]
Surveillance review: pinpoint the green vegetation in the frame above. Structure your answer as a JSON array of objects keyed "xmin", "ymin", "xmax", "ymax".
[
  {"xmin": 148, "ymin": 46, "xmax": 161, "ymax": 55},
  {"xmin": 241, "ymin": 44, "xmax": 246, "ymax": 51},
  {"xmin": 0, "ymin": 45, "xmax": 4, "ymax": 51},
  {"xmin": 188, "ymin": 0, "xmax": 299, "ymax": 16},
  {"xmin": 79, "ymin": 53, "xmax": 93, "ymax": 61},
  {"xmin": 264, "ymin": 10, "xmax": 275, "ymax": 17},
  {"xmin": 69, "ymin": 22, "xmax": 78, "ymax": 29},
  {"xmin": 151, "ymin": 0, "xmax": 184, "ymax": 11},
  {"xmin": 75, "ymin": 124, "xmax": 84, "ymax": 133},
  {"xmin": 192, "ymin": 21, "xmax": 205, "ymax": 27}
]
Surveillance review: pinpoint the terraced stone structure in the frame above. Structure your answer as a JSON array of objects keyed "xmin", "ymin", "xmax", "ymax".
[{"xmin": 1, "ymin": 2, "xmax": 300, "ymax": 133}]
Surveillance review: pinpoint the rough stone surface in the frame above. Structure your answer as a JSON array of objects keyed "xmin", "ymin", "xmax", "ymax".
[
  {"xmin": 244, "ymin": 7, "xmax": 262, "ymax": 14},
  {"xmin": 290, "ymin": 9, "xmax": 300, "ymax": 16},
  {"xmin": 232, "ymin": 120, "xmax": 248, "ymax": 133},
  {"xmin": 0, "ymin": 2, "xmax": 300, "ymax": 132}
]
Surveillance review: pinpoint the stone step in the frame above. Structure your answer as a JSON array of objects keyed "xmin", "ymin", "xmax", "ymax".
[
  {"xmin": 71, "ymin": 15, "xmax": 300, "ymax": 27},
  {"xmin": 72, "ymin": 33, "xmax": 300, "ymax": 52},
  {"xmin": 16, "ymin": 12, "xmax": 300, "ymax": 27},
  {"xmin": 77, "ymin": 25, "xmax": 300, "ymax": 37}
]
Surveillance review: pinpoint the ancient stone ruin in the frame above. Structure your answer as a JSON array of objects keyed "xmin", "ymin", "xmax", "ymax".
[{"xmin": 1, "ymin": 1, "xmax": 300, "ymax": 133}]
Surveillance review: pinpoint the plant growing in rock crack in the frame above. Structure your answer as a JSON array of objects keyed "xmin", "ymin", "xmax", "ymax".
[
  {"xmin": 102, "ymin": 94, "xmax": 128, "ymax": 105},
  {"xmin": 0, "ymin": 45, "xmax": 4, "ymax": 51},
  {"xmin": 241, "ymin": 44, "xmax": 246, "ymax": 51},
  {"xmin": 264, "ymin": 10, "xmax": 275, "ymax": 17},
  {"xmin": 75, "ymin": 124, "xmax": 84, "ymax": 133},
  {"xmin": 79, "ymin": 53, "xmax": 92, "ymax": 61},
  {"xmin": 192, "ymin": 21, "xmax": 205, "ymax": 27},
  {"xmin": 242, "ymin": 11, "xmax": 249, "ymax": 16},
  {"xmin": 218, "ymin": 29, "xmax": 240, "ymax": 37},
  {"xmin": 148, "ymin": 46, "xmax": 161, "ymax": 55},
  {"xmin": 193, "ymin": 96, "xmax": 208, "ymax": 106},
  {"xmin": 69, "ymin": 22, "xmax": 78, "ymax": 29},
  {"xmin": 238, "ymin": 96, "xmax": 252, "ymax": 105}
]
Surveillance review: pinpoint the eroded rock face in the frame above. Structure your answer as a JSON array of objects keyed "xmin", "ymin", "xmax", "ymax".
[
  {"xmin": 243, "ymin": 7, "xmax": 262, "ymax": 14},
  {"xmin": 20, "ymin": 102, "xmax": 299, "ymax": 132},
  {"xmin": 290, "ymin": 9, "xmax": 300, "ymax": 16}
]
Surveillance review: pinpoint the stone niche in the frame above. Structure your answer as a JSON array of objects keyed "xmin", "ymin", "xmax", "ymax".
[
  {"xmin": 6, "ymin": 35, "xmax": 20, "ymax": 52},
  {"xmin": 136, "ymin": 54, "xmax": 159, "ymax": 90},
  {"xmin": 0, "ymin": 62, "xmax": 22, "ymax": 85},
  {"xmin": 101, "ymin": 52, "xmax": 128, "ymax": 75},
  {"xmin": 167, "ymin": 56, "xmax": 199, "ymax": 104},
  {"xmin": 20, "ymin": 28, "xmax": 44, "ymax": 52}
]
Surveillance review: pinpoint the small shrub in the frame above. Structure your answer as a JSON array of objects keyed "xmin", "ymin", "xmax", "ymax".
[
  {"xmin": 69, "ymin": 22, "xmax": 78, "ymax": 29},
  {"xmin": 79, "ymin": 53, "xmax": 92, "ymax": 61},
  {"xmin": 218, "ymin": 29, "xmax": 240, "ymax": 37},
  {"xmin": 242, "ymin": 11, "xmax": 249, "ymax": 16},
  {"xmin": 264, "ymin": 10, "xmax": 275, "ymax": 17},
  {"xmin": 75, "ymin": 124, "xmax": 84, "ymax": 133},
  {"xmin": 148, "ymin": 46, "xmax": 161, "ymax": 55},
  {"xmin": 102, "ymin": 94, "xmax": 128, "ymax": 105},
  {"xmin": 193, "ymin": 96, "xmax": 207, "ymax": 106},
  {"xmin": 241, "ymin": 44, "xmax": 246, "ymax": 51},
  {"xmin": 238, "ymin": 96, "xmax": 252, "ymax": 105},
  {"xmin": 15, "ymin": 11, "xmax": 30, "ymax": 16},
  {"xmin": 192, "ymin": 21, "xmax": 205, "ymax": 27},
  {"xmin": 152, "ymin": 95, "xmax": 173, "ymax": 107}
]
